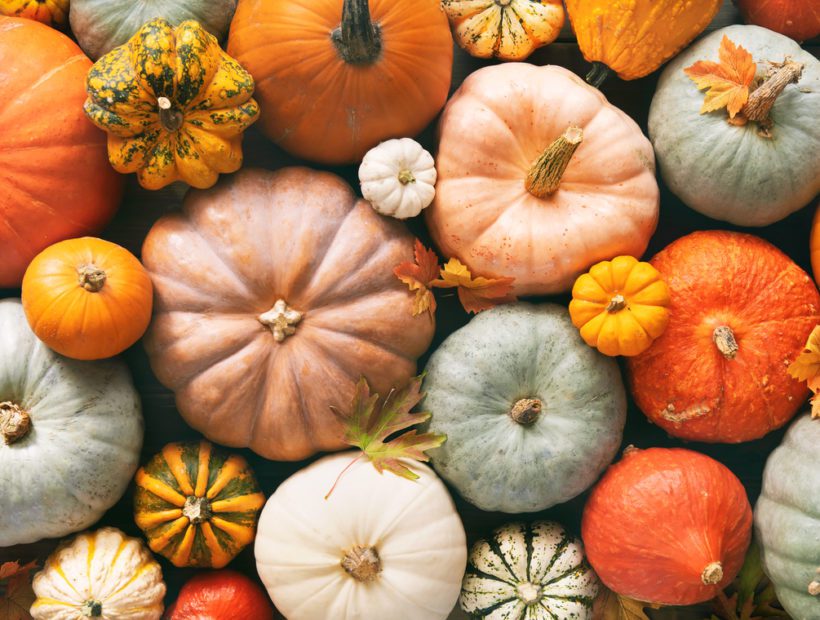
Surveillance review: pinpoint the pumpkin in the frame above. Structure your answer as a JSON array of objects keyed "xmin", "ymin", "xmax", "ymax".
[
  {"xmin": 142, "ymin": 167, "xmax": 434, "ymax": 461},
  {"xmin": 166, "ymin": 571, "xmax": 274, "ymax": 620},
  {"xmin": 426, "ymin": 63, "xmax": 659, "ymax": 297},
  {"xmin": 21, "ymin": 237, "xmax": 153, "ymax": 361},
  {"xmin": 756, "ymin": 413, "xmax": 820, "ymax": 620},
  {"xmin": 359, "ymin": 138, "xmax": 436, "ymax": 220},
  {"xmin": 0, "ymin": 16, "xmax": 122, "ymax": 288},
  {"xmin": 441, "ymin": 0, "xmax": 564, "ymax": 61},
  {"xmin": 255, "ymin": 452, "xmax": 467, "ymax": 620},
  {"xmin": 227, "ymin": 0, "xmax": 453, "ymax": 164},
  {"xmin": 565, "ymin": 0, "xmax": 722, "ymax": 84},
  {"xmin": 582, "ymin": 447, "xmax": 753, "ymax": 606},
  {"xmin": 735, "ymin": 0, "xmax": 820, "ymax": 42},
  {"xmin": 627, "ymin": 230, "xmax": 820, "ymax": 443},
  {"xmin": 423, "ymin": 303, "xmax": 626, "ymax": 513},
  {"xmin": 460, "ymin": 521, "xmax": 599, "ymax": 619},
  {"xmin": 134, "ymin": 440, "xmax": 265, "ymax": 569},
  {"xmin": 84, "ymin": 18, "xmax": 259, "ymax": 191},
  {"xmin": 812, "ymin": 205, "xmax": 820, "ymax": 286},
  {"xmin": 0, "ymin": 299, "xmax": 143, "ymax": 547},
  {"xmin": 569, "ymin": 256, "xmax": 670, "ymax": 357},
  {"xmin": 70, "ymin": 0, "xmax": 237, "ymax": 60},
  {"xmin": 649, "ymin": 26, "xmax": 820, "ymax": 227},
  {"xmin": 31, "ymin": 527, "xmax": 166, "ymax": 620},
  {"xmin": 0, "ymin": 0, "xmax": 67, "ymax": 26}
]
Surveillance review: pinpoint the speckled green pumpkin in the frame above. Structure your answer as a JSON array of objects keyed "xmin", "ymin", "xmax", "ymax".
[
  {"xmin": 460, "ymin": 521, "xmax": 599, "ymax": 619},
  {"xmin": 423, "ymin": 303, "xmax": 627, "ymax": 513},
  {"xmin": 755, "ymin": 413, "xmax": 820, "ymax": 620}
]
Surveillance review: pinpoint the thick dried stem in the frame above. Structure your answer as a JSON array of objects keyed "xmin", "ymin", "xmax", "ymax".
[
  {"xmin": 157, "ymin": 96, "xmax": 184, "ymax": 132},
  {"xmin": 342, "ymin": 545, "xmax": 381, "ymax": 582},
  {"xmin": 701, "ymin": 561, "xmax": 723, "ymax": 585},
  {"xmin": 713, "ymin": 326, "xmax": 738, "ymax": 360},
  {"xmin": 525, "ymin": 127, "xmax": 583, "ymax": 198},
  {"xmin": 259, "ymin": 299, "xmax": 303, "ymax": 342},
  {"xmin": 741, "ymin": 60, "xmax": 804, "ymax": 136},
  {"xmin": 78, "ymin": 265, "xmax": 106, "ymax": 292},
  {"xmin": 509, "ymin": 398, "xmax": 542, "ymax": 425},
  {"xmin": 331, "ymin": 0, "xmax": 382, "ymax": 65},
  {"xmin": 0, "ymin": 402, "xmax": 31, "ymax": 445},
  {"xmin": 606, "ymin": 294, "xmax": 627, "ymax": 313},
  {"xmin": 183, "ymin": 496, "xmax": 213, "ymax": 525}
]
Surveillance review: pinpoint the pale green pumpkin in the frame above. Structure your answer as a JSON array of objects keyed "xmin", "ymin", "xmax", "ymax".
[{"xmin": 422, "ymin": 303, "xmax": 626, "ymax": 513}]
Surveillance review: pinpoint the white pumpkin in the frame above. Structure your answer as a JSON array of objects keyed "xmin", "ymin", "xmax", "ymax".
[
  {"xmin": 461, "ymin": 521, "xmax": 599, "ymax": 619},
  {"xmin": 0, "ymin": 299, "xmax": 143, "ymax": 546},
  {"xmin": 358, "ymin": 138, "xmax": 437, "ymax": 219},
  {"xmin": 31, "ymin": 527, "xmax": 166, "ymax": 620},
  {"xmin": 255, "ymin": 452, "xmax": 467, "ymax": 620}
]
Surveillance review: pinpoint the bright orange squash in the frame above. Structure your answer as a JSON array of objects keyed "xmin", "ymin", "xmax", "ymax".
[{"xmin": 0, "ymin": 0, "xmax": 68, "ymax": 27}]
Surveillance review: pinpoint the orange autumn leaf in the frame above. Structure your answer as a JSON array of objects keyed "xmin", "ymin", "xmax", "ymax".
[
  {"xmin": 432, "ymin": 258, "xmax": 516, "ymax": 314},
  {"xmin": 684, "ymin": 35, "xmax": 757, "ymax": 118},
  {"xmin": 788, "ymin": 325, "xmax": 820, "ymax": 419},
  {"xmin": 394, "ymin": 239, "xmax": 441, "ymax": 316},
  {"xmin": 0, "ymin": 560, "xmax": 37, "ymax": 620}
]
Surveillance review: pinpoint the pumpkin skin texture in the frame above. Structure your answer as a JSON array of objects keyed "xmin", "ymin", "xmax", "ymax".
[
  {"xmin": 460, "ymin": 521, "xmax": 599, "ymax": 619},
  {"xmin": 627, "ymin": 231, "xmax": 820, "ymax": 443},
  {"xmin": 427, "ymin": 63, "xmax": 659, "ymax": 296},
  {"xmin": 811, "ymin": 205, "xmax": 820, "ymax": 286},
  {"xmin": 134, "ymin": 441, "xmax": 265, "ymax": 569},
  {"xmin": 582, "ymin": 447, "xmax": 753, "ymax": 606},
  {"xmin": 166, "ymin": 571, "xmax": 274, "ymax": 620},
  {"xmin": 0, "ymin": 299, "xmax": 143, "ymax": 547},
  {"xmin": 227, "ymin": 0, "xmax": 453, "ymax": 165},
  {"xmin": 565, "ymin": 0, "xmax": 722, "ymax": 82},
  {"xmin": 735, "ymin": 0, "xmax": 820, "ymax": 42},
  {"xmin": 755, "ymin": 414, "xmax": 820, "ymax": 620},
  {"xmin": 70, "ymin": 0, "xmax": 237, "ymax": 60},
  {"xmin": 142, "ymin": 167, "xmax": 434, "ymax": 461},
  {"xmin": 0, "ymin": 0, "xmax": 67, "ymax": 26},
  {"xmin": 84, "ymin": 18, "xmax": 259, "ymax": 191},
  {"xmin": 31, "ymin": 527, "xmax": 166, "ymax": 620},
  {"xmin": 255, "ymin": 452, "xmax": 467, "ymax": 620},
  {"xmin": 423, "ymin": 303, "xmax": 626, "ymax": 513},
  {"xmin": 22, "ymin": 237, "xmax": 153, "ymax": 361},
  {"xmin": 649, "ymin": 26, "xmax": 820, "ymax": 227},
  {"xmin": 0, "ymin": 17, "xmax": 122, "ymax": 288}
]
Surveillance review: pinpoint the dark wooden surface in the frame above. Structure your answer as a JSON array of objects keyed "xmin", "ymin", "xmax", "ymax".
[{"xmin": 1, "ymin": 3, "xmax": 818, "ymax": 618}]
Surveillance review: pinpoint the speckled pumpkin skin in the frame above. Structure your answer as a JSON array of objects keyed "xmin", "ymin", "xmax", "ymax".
[{"xmin": 423, "ymin": 303, "xmax": 626, "ymax": 513}]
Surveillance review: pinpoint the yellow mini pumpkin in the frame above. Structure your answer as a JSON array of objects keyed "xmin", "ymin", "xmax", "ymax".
[
  {"xmin": 0, "ymin": 0, "xmax": 68, "ymax": 26},
  {"xmin": 569, "ymin": 256, "xmax": 670, "ymax": 357},
  {"xmin": 84, "ymin": 18, "xmax": 259, "ymax": 190}
]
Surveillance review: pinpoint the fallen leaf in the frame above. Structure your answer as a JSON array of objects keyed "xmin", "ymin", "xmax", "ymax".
[
  {"xmin": 593, "ymin": 587, "xmax": 658, "ymax": 620},
  {"xmin": 0, "ymin": 560, "xmax": 37, "ymax": 620},
  {"xmin": 788, "ymin": 325, "xmax": 820, "ymax": 418},
  {"xmin": 684, "ymin": 35, "xmax": 757, "ymax": 117},
  {"xmin": 432, "ymin": 257, "xmax": 516, "ymax": 314},
  {"xmin": 394, "ymin": 239, "xmax": 441, "ymax": 317}
]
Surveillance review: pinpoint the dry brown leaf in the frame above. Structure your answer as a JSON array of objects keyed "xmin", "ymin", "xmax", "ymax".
[
  {"xmin": 432, "ymin": 257, "xmax": 516, "ymax": 314},
  {"xmin": 593, "ymin": 587, "xmax": 659, "ymax": 620},
  {"xmin": 788, "ymin": 325, "xmax": 820, "ymax": 418},
  {"xmin": 684, "ymin": 35, "xmax": 757, "ymax": 118},
  {"xmin": 0, "ymin": 560, "xmax": 37, "ymax": 620},
  {"xmin": 394, "ymin": 239, "xmax": 441, "ymax": 317}
]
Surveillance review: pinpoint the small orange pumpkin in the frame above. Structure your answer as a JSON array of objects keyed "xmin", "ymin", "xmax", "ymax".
[
  {"xmin": 22, "ymin": 237, "xmax": 153, "ymax": 360},
  {"xmin": 0, "ymin": 0, "xmax": 68, "ymax": 27}
]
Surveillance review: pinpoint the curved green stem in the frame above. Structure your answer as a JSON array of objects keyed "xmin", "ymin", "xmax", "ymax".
[{"xmin": 586, "ymin": 62, "xmax": 611, "ymax": 89}]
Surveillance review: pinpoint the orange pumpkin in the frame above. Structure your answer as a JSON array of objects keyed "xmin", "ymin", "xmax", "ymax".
[
  {"xmin": 22, "ymin": 237, "xmax": 153, "ymax": 360},
  {"xmin": 735, "ymin": 0, "xmax": 820, "ymax": 42},
  {"xmin": 227, "ymin": 0, "xmax": 453, "ymax": 164},
  {"xmin": 627, "ymin": 231, "xmax": 820, "ymax": 443},
  {"xmin": 811, "ymin": 204, "xmax": 820, "ymax": 286},
  {"xmin": 0, "ymin": 17, "xmax": 122, "ymax": 288},
  {"xmin": 0, "ymin": 0, "xmax": 68, "ymax": 27}
]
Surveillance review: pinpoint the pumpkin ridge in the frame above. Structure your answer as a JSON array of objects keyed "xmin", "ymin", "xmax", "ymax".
[
  {"xmin": 488, "ymin": 530, "xmax": 524, "ymax": 583},
  {"xmin": 465, "ymin": 564, "xmax": 517, "ymax": 586},
  {"xmin": 161, "ymin": 445, "xmax": 196, "ymax": 495},
  {"xmin": 0, "ymin": 172, "xmax": 91, "ymax": 230}
]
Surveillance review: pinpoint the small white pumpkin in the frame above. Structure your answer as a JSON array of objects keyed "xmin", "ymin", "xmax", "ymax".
[
  {"xmin": 31, "ymin": 527, "xmax": 166, "ymax": 620},
  {"xmin": 461, "ymin": 521, "xmax": 599, "ymax": 619},
  {"xmin": 359, "ymin": 138, "xmax": 437, "ymax": 219},
  {"xmin": 255, "ymin": 452, "xmax": 467, "ymax": 620}
]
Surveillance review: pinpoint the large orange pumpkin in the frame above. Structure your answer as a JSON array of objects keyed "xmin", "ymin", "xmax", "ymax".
[
  {"xmin": 627, "ymin": 231, "xmax": 820, "ymax": 443},
  {"xmin": 0, "ymin": 17, "xmax": 122, "ymax": 287},
  {"xmin": 226, "ymin": 0, "xmax": 453, "ymax": 165},
  {"xmin": 582, "ymin": 447, "xmax": 753, "ymax": 606},
  {"xmin": 811, "ymin": 204, "xmax": 820, "ymax": 286},
  {"xmin": 142, "ymin": 167, "xmax": 435, "ymax": 461}
]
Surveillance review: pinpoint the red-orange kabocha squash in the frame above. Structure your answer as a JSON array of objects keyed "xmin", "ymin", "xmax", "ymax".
[
  {"xmin": 735, "ymin": 0, "xmax": 820, "ymax": 42},
  {"xmin": 582, "ymin": 447, "xmax": 753, "ymax": 606},
  {"xmin": 627, "ymin": 231, "xmax": 820, "ymax": 443},
  {"xmin": 0, "ymin": 17, "xmax": 122, "ymax": 287},
  {"xmin": 227, "ymin": 0, "xmax": 453, "ymax": 164}
]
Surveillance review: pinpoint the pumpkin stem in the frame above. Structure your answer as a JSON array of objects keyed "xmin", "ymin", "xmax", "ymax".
[
  {"xmin": 701, "ymin": 561, "xmax": 723, "ymax": 585},
  {"xmin": 809, "ymin": 568, "xmax": 820, "ymax": 596},
  {"xmin": 586, "ymin": 62, "xmax": 611, "ymax": 88},
  {"xmin": 741, "ymin": 60, "xmax": 804, "ymax": 137},
  {"xmin": 516, "ymin": 582, "xmax": 542, "ymax": 605},
  {"xmin": 157, "ymin": 96, "xmax": 184, "ymax": 133},
  {"xmin": 77, "ymin": 265, "xmax": 107, "ymax": 292},
  {"xmin": 182, "ymin": 495, "xmax": 213, "ymax": 525},
  {"xmin": 606, "ymin": 294, "xmax": 627, "ymax": 313},
  {"xmin": 0, "ymin": 402, "xmax": 31, "ymax": 445},
  {"xmin": 712, "ymin": 326, "xmax": 738, "ymax": 360},
  {"xmin": 259, "ymin": 299, "xmax": 303, "ymax": 342},
  {"xmin": 397, "ymin": 170, "xmax": 416, "ymax": 185},
  {"xmin": 341, "ymin": 545, "xmax": 381, "ymax": 582},
  {"xmin": 332, "ymin": 0, "xmax": 382, "ymax": 65},
  {"xmin": 81, "ymin": 600, "xmax": 103, "ymax": 617},
  {"xmin": 509, "ymin": 398, "xmax": 542, "ymax": 425},
  {"xmin": 525, "ymin": 126, "xmax": 583, "ymax": 199}
]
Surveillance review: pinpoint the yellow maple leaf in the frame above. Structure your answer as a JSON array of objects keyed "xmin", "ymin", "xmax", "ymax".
[
  {"xmin": 593, "ymin": 587, "xmax": 660, "ymax": 620},
  {"xmin": 684, "ymin": 35, "xmax": 757, "ymax": 118},
  {"xmin": 432, "ymin": 257, "xmax": 516, "ymax": 314},
  {"xmin": 788, "ymin": 325, "xmax": 820, "ymax": 418}
]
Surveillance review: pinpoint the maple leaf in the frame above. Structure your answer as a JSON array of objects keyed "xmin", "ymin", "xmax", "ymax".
[
  {"xmin": 684, "ymin": 35, "xmax": 757, "ymax": 118},
  {"xmin": 0, "ymin": 560, "xmax": 37, "ymax": 620},
  {"xmin": 788, "ymin": 325, "xmax": 820, "ymax": 419},
  {"xmin": 327, "ymin": 376, "xmax": 446, "ymax": 498},
  {"xmin": 432, "ymin": 257, "xmax": 517, "ymax": 314},
  {"xmin": 394, "ymin": 239, "xmax": 441, "ymax": 317},
  {"xmin": 593, "ymin": 587, "xmax": 659, "ymax": 620}
]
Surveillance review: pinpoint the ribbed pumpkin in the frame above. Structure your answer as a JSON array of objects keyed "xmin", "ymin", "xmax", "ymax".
[
  {"xmin": 627, "ymin": 231, "xmax": 820, "ymax": 443},
  {"xmin": 22, "ymin": 237, "xmax": 153, "ymax": 360},
  {"xmin": 227, "ymin": 0, "xmax": 453, "ymax": 164},
  {"xmin": 0, "ymin": 16, "xmax": 122, "ymax": 287},
  {"xmin": 0, "ymin": 0, "xmax": 67, "ymax": 26},
  {"xmin": 582, "ymin": 447, "xmax": 753, "ymax": 606},
  {"xmin": 565, "ymin": 0, "xmax": 722, "ymax": 84},
  {"xmin": 84, "ymin": 18, "xmax": 259, "ymax": 190},
  {"xmin": 134, "ymin": 441, "xmax": 265, "ymax": 569},
  {"xmin": 735, "ymin": 0, "xmax": 820, "ymax": 42}
]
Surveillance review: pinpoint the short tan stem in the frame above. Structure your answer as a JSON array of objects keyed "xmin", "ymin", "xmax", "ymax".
[
  {"xmin": 183, "ymin": 496, "xmax": 212, "ymax": 525},
  {"xmin": 526, "ymin": 127, "xmax": 583, "ymax": 198},
  {"xmin": 259, "ymin": 299, "xmax": 303, "ymax": 342},
  {"xmin": 510, "ymin": 398, "xmax": 542, "ymax": 425},
  {"xmin": 157, "ymin": 96, "xmax": 184, "ymax": 132},
  {"xmin": 742, "ymin": 60, "xmax": 804, "ymax": 131},
  {"xmin": 701, "ymin": 561, "xmax": 723, "ymax": 585},
  {"xmin": 78, "ymin": 265, "xmax": 106, "ymax": 292},
  {"xmin": 713, "ymin": 326, "xmax": 738, "ymax": 360},
  {"xmin": 341, "ymin": 546, "xmax": 381, "ymax": 582},
  {"xmin": 397, "ymin": 170, "xmax": 415, "ymax": 185},
  {"xmin": 606, "ymin": 294, "xmax": 627, "ymax": 313},
  {"xmin": 0, "ymin": 402, "xmax": 31, "ymax": 445}
]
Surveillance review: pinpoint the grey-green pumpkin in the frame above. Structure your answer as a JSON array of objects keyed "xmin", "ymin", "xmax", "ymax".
[
  {"xmin": 755, "ymin": 413, "xmax": 820, "ymax": 620},
  {"xmin": 422, "ymin": 303, "xmax": 626, "ymax": 513},
  {"xmin": 69, "ymin": 0, "xmax": 237, "ymax": 60}
]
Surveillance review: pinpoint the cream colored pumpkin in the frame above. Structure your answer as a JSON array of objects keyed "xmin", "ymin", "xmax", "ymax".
[
  {"xmin": 255, "ymin": 452, "xmax": 467, "ymax": 620},
  {"xmin": 31, "ymin": 527, "xmax": 166, "ymax": 620}
]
